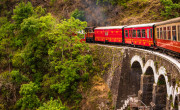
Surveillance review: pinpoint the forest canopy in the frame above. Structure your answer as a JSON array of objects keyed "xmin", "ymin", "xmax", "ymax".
[{"xmin": 0, "ymin": 2, "xmax": 94, "ymax": 110}]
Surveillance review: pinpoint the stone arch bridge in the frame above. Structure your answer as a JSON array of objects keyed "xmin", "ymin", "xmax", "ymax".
[{"xmin": 92, "ymin": 44, "xmax": 180, "ymax": 110}]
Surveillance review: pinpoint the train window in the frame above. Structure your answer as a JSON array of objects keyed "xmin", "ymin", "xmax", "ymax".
[
  {"xmin": 167, "ymin": 26, "xmax": 171, "ymax": 40},
  {"xmin": 137, "ymin": 30, "xmax": 141, "ymax": 38},
  {"xmin": 131, "ymin": 30, "xmax": 133, "ymax": 37},
  {"xmin": 125, "ymin": 30, "xmax": 128, "ymax": 37},
  {"xmin": 129, "ymin": 30, "xmax": 132, "ymax": 37},
  {"xmin": 133, "ymin": 30, "xmax": 136, "ymax": 38},
  {"xmin": 172, "ymin": 26, "xmax": 176, "ymax": 41},
  {"xmin": 178, "ymin": 25, "xmax": 180, "ymax": 41},
  {"xmin": 147, "ymin": 29, "xmax": 149, "ymax": 38},
  {"xmin": 160, "ymin": 28, "xmax": 162, "ymax": 39},
  {"xmin": 89, "ymin": 29, "xmax": 92, "ymax": 33},
  {"xmin": 142, "ymin": 29, "xmax": 146, "ymax": 38},
  {"xmin": 157, "ymin": 28, "xmax": 159, "ymax": 39},
  {"xmin": 163, "ymin": 27, "xmax": 166, "ymax": 40},
  {"xmin": 150, "ymin": 29, "xmax": 153, "ymax": 38}
]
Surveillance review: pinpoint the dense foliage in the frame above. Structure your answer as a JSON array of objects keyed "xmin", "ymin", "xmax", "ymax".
[
  {"xmin": 0, "ymin": 1, "xmax": 94, "ymax": 110},
  {"xmin": 71, "ymin": 9, "xmax": 85, "ymax": 21},
  {"xmin": 160, "ymin": 0, "xmax": 180, "ymax": 18}
]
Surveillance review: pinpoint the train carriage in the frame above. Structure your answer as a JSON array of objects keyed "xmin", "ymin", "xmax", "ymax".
[
  {"xmin": 124, "ymin": 23, "xmax": 155, "ymax": 47},
  {"xmin": 84, "ymin": 17, "xmax": 180, "ymax": 55},
  {"xmin": 94, "ymin": 26, "xmax": 124, "ymax": 43},
  {"xmin": 85, "ymin": 27, "xmax": 95, "ymax": 42},
  {"xmin": 155, "ymin": 17, "xmax": 180, "ymax": 54}
]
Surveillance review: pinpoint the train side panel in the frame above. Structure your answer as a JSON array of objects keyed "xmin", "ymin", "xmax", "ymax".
[
  {"xmin": 94, "ymin": 26, "xmax": 124, "ymax": 43},
  {"xmin": 95, "ymin": 29, "xmax": 105, "ymax": 42},
  {"xmin": 124, "ymin": 25, "xmax": 154, "ymax": 47},
  {"xmin": 155, "ymin": 21, "xmax": 180, "ymax": 53},
  {"xmin": 106, "ymin": 29, "xmax": 123, "ymax": 43}
]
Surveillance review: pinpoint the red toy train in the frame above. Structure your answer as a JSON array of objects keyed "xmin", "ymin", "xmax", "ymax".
[{"xmin": 84, "ymin": 17, "xmax": 180, "ymax": 55}]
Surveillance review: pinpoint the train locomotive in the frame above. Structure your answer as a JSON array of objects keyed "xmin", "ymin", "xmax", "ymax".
[{"xmin": 84, "ymin": 17, "xmax": 180, "ymax": 56}]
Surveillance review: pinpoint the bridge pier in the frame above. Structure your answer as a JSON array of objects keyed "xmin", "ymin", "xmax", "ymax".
[
  {"xmin": 166, "ymin": 97, "xmax": 171, "ymax": 110},
  {"xmin": 152, "ymin": 82, "xmax": 167, "ymax": 110},
  {"xmin": 138, "ymin": 74, "xmax": 154, "ymax": 106},
  {"xmin": 173, "ymin": 94, "xmax": 180, "ymax": 110}
]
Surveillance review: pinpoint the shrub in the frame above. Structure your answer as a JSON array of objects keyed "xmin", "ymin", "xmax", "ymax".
[
  {"xmin": 34, "ymin": 6, "xmax": 46, "ymax": 17},
  {"xmin": 20, "ymin": 16, "xmax": 40, "ymax": 36},
  {"xmin": 50, "ymin": 0, "xmax": 57, "ymax": 5},
  {"xmin": 37, "ymin": 98, "xmax": 68, "ymax": 110},
  {"xmin": 10, "ymin": 70, "xmax": 29, "ymax": 84},
  {"xmin": 0, "ymin": 17, "xmax": 8, "ymax": 25},
  {"xmin": 12, "ymin": 52, "xmax": 23, "ymax": 68},
  {"xmin": 71, "ymin": 9, "xmax": 85, "ymax": 21},
  {"xmin": 96, "ymin": 0, "xmax": 130, "ymax": 6}
]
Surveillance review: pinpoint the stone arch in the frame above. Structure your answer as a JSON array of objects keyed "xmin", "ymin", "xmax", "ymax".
[
  {"xmin": 131, "ymin": 55, "xmax": 143, "ymax": 70},
  {"xmin": 144, "ymin": 66, "xmax": 154, "ymax": 75},
  {"xmin": 130, "ymin": 61, "xmax": 143, "ymax": 95},
  {"xmin": 154, "ymin": 75, "xmax": 167, "ymax": 110},
  {"xmin": 157, "ymin": 66, "xmax": 170, "ymax": 96},
  {"xmin": 143, "ymin": 60, "xmax": 158, "ymax": 81}
]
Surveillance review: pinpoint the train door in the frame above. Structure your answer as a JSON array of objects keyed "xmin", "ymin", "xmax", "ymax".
[
  {"xmin": 105, "ymin": 29, "xmax": 109, "ymax": 43},
  {"xmin": 147, "ymin": 29, "xmax": 150, "ymax": 46},
  {"xmin": 150, "ymin": 28, "xmax": 153, "ymax": 47},
  {"xmin": 130, "ymin": 29, "xmax": 132, "ymax": 44},
  {"xmin": 148, "ymin": 28, "xmax": 153, "ymax": 47}
]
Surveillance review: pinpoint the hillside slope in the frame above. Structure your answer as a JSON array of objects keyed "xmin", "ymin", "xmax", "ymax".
[
  {"xmin": 0, "ymin": 0, "xmax": 179, "ymax": 26},
  {"xmin": 35, "ymin": 0, "xmax": 165, "ymax": 25}
]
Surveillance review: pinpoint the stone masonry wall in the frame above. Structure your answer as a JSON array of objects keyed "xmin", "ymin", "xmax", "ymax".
[{"xmin": 90, "ymin": 44, "xmax": 180, "ymax": 109}]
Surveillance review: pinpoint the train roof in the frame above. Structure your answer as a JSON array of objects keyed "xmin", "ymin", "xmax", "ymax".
[
  {"xmin": 155, "ymin": 17, "xmax": 180, "ymax": 26},
  {"xmin": 85, "ymin": 27, "xmax": 96, "ymax": 29},
  {"xmin": 125, "ymin": 23, "xmax": 156, "ymax": 28},
  {"xmin": 95, "ymin": 26, "xmax": 125, "ymax": 30}
]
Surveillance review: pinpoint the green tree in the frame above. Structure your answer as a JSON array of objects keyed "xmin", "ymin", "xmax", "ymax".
[
  {"xmin": 16, "ymin": 82, "xmax": 40, "ymax": 110},
  {"xmin": 43, "ymin": 17, "xmax": 93, "ymax": 101},
  {"xmin": 160, "ymin": 0, "xmax": 180, "ymax": 18}
]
